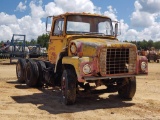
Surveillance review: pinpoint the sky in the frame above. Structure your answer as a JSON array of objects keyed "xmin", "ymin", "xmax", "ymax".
[{"xmin": 0, "ymin": 0, "xmax": 160, "ymax": 42}]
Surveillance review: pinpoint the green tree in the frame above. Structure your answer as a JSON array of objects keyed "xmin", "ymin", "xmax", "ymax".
[
  {"xmin": 25, "ymin": 41, "xmax": 31, "ymax": 46},
  {"xmin": 153, "ymin": 41, "xmax": 160, "ymax": 49},
  {"xmin": 139, "ymin": 40, "xmax": 148, "ymax": 50},
  {"xmin": 30, "ymin": 39, "xmax": 37, "ymax": 45},
  {"xmin": 37, "ymin": 34, "xmax": 49, "ymax": 48},
  {"xmin": 0, "ymin": 41, "xmax": 4, "ymax": 47},
  {"xmin": 125, "ymin": 39, "xmax": 160, "ymax": 50},
  {"xmin": 147, "ymin": 40, "xmax": 154, "ymax": 49}
]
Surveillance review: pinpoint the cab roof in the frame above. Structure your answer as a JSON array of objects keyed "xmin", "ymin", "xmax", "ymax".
[{"xmin": 53, "ymin": 12, "xmax": 110, "ymax": 19}]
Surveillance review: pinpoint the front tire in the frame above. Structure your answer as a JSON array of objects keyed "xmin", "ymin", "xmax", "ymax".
[
  {"xmin": 118, "ymin": 77, "xmax": 136, "ymax": 99},
  {"xmin": 61, "ymin": 68, "xmax": 77, "ymax": 105}
]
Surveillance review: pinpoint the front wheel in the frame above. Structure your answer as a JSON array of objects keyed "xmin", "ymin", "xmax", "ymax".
[
  {"xmin": 61, "ymin": 68, "xmax": 77, "ymax": 105},
  {"xmin": 118, "ymin": 77, "xmax": 136, "ymax": 99}
]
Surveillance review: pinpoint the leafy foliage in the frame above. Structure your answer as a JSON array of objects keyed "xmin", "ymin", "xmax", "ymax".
[
  {"xmin": 0, "ymin": 41, "xmax": 4, "ymax": 46},
  {"xmin": 37, "ymin": 34, "xmax": 49, "ymax": 48},
  {"xmin": 126, "ymin": 40, "xmax": 160, "ymax": 50}
]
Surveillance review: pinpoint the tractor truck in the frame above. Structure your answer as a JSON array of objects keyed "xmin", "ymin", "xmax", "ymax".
[{"xmin": 16, "ymin": 13, "xmax": 148, "ymax": 105}]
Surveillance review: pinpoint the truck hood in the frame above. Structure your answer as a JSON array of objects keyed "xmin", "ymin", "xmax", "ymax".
[{"xmin": 70, "ymin": 38, "xmax": 137, "ymax": 57}]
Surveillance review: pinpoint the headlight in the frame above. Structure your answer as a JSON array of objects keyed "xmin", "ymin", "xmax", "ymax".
[
  {"xmin": 83, "ymin": 64, "xmax": 91, "ymax": 74},
  {"xmin": 141, "ymin": 62, "xmax": 147, "ymax": 71},
  {"xmin": 70, "ymin": 42, "xmax": 77, "ymax": 55}
]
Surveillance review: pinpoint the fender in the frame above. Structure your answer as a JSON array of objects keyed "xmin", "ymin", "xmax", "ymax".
[{"xmin": 62, "ymin": 56, "xmax": 99, "ymax": 82}]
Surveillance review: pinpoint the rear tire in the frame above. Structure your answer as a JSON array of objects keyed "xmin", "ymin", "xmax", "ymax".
[
  {"xmin": 157, "ymin": 59, "xmax": 159, "ymax": 63},
  {"xmin": 25, "ymin": 59, "xmax": 39, "ymax": 87},
  {"xmin": 61, "ymin": 68, "xmax": 77, "ymax": 105},
  {"xmin": 16, "ymin": 58, "xmax": 27, "ymax": 83},
  {"xmin": 118, "ymin": 77, "xmax": 136, "ymax": 99},
  {"xmin": 36, "ymin": 61, "xmax": 46, "ymax": 87}
]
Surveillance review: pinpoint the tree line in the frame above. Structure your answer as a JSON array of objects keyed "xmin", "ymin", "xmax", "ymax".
[{"xmin": 124, "ymin": 40, "xmax": 160, "ymax": 50}]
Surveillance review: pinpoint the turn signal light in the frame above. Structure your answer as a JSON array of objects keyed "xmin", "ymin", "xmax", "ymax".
[{"xmin": 78, "ymin": 52, "xmax": 83, "ymax": 58}]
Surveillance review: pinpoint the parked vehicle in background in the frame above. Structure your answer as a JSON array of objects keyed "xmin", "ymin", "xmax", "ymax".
[
  {"xmin": 146, "ymin": 47, "xmax": 159, "ymax": 63},
  {"xmin": 9, "ymin": 34, "xmax": 28, "ymax": 63},
  {"xmin": 0, "ymin": 34, "xmax": 28, "ymax": 63},
  {"xmin": 27, "ymin": 45, "xmax": 47, "ymax": 58},
  {"xmin": 0, "ymin": 41, "xmax": 10, "ymax": 59},
  {"xmin": 16, "ymin": 13, "xmax": 148, "ymax": 105}
]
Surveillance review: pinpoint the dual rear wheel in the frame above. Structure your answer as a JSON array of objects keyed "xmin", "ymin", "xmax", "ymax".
[
  {"xmin": 25, "ymin": 59, "xmax": 39, "ymax": 87},
  {"xmin": 16, "ymin": 59, "xmax": 43, "ymax": 87},
  {"xmin": 16, "ymin": 59, "xmax": 77, "ymax": 105}
]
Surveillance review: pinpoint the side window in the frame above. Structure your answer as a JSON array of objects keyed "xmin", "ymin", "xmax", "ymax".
[{"xmin": 53, "ymin": 18, "xmax": 64, "ymax": 36}]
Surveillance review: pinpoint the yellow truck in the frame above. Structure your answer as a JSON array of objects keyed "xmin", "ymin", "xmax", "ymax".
[{"xmin": 16, "ymin": 13, "xmax": 148, "ymax": 105}]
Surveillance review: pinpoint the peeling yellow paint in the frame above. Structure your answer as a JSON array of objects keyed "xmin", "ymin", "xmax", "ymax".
[{"xmin": 48, "ymin": 39, "xmax": 63, "ymax": 64}]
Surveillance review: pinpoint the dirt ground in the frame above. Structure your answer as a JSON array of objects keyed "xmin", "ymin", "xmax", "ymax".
[{"xmin": 0, "ymin": 59, "xmax": 160, "ymax": 120}]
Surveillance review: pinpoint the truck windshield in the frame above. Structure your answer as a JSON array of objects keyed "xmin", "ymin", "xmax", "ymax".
[{"xmin": 66, "ymin": 15, "xmax": 113, "ymax": 36}]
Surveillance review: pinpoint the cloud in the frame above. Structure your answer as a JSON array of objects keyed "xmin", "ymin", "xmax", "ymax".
[
  {"xmin": 126, "ymin": 0, "xmax": 160, "ymax": 41},
  {"xmin": 0, "ymin": 25, "xmax": 13, "ymax": 40},
  {"xmin": 45, "ymin": 2, "xmax": 64, "ymax": 16},
  {"xmin": 17, "ymin": 15, "xmax": 45, "ymax": 39},
  {"xmin": 131, "ymin": 11, "xmax": 155, "ymax": 28},
  {"xmin": 138, "ymin": 0, "xmax": 160, "ymax": 14},
  {"xmin": 104, "ymin": 6, "xmax": 117, "ymax": 21},
  {"xmin": 0, "ymin": 12, "xmax": 17, "ymax": 25},
  {"xmin": 29, "ymin": 1, "xmax": 45, "ymax": 18},
  {"xmin": 122, "ymin": 29, "xmax": 138, "ymax": 41},
  {"xmin": 54, "ymin": 0, "xmax": 95, "ymax": 13},
  {"xmin": 131, "ymin": 0, "xmax": 160, "ymax": 28},
  {"xmin": 136, "ymin": 23, "xmax": 160, "ymax": 41},
  {"xmin": 0, "ymin": 13, "xmax": 45, "ymax": 41},
  {"xmin": 15, "ymin": 2, "xmax": 27, "ymax": 12}
]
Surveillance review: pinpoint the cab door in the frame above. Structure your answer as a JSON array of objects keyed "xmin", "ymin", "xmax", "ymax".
[{"xmin": 48, "ymin": 18, "xmax": 65, "ymax": 64}]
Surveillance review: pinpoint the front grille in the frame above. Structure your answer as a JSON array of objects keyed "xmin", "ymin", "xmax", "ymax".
[
  {"xmin": 99, "ymin": 48, "xmax": 136, "ymax": 76},
  {"xmin": 106, "ymin": 48, "xmax": 129, "ymax": 74}
]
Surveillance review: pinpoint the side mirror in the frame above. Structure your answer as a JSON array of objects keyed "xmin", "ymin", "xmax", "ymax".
[
  {"xmin": 46, "ymin": 16, "xmax": 54, "ymax": 32},
  {"xmin": 115, "ymin": 22, "xmax": 118, "ymax": 37}
]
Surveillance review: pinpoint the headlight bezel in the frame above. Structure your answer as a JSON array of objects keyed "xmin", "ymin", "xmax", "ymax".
[
  {"xmin": 82, "ymin": 64, "xmax": 91, "ymax": 74},
  {"xmin": 70, "ymin": 42, "xmax": 77, "ymax": 55},
  {"xmin": 141, "ymin": 61, "xmax": 147, "ymax": 72}
]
